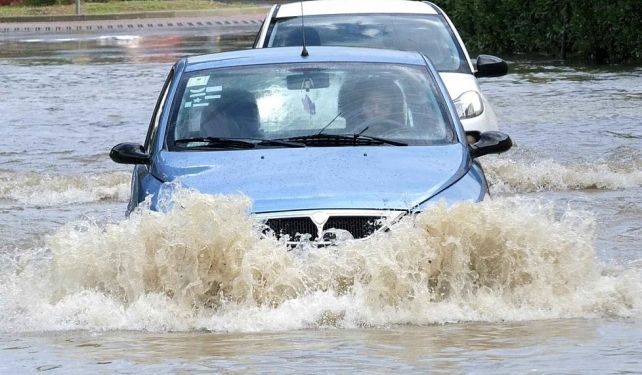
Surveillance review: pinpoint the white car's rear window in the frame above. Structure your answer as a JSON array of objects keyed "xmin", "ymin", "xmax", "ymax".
[{"xmin": 265, "ymin": 14, "xmax": 470, "ymax": 74}]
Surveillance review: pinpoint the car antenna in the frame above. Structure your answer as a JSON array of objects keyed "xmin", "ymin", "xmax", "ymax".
[{"xmin": 299, "ymin": 0, "xmax": 309, "ymax": 57}]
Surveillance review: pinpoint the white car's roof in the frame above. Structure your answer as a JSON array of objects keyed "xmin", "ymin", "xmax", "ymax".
[{"xmin": 275, "ymin": 0, "xmax": 439, "ymax": 17}]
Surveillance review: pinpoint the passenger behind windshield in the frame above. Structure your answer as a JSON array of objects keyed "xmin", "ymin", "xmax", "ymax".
[{"xmin": 200, "ymin": 89, "xmax": 261, "ymax": 139}]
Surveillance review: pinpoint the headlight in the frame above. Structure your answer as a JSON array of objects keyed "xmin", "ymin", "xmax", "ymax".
[{"xmin": 453, "ymin": 91, "xmax": 484, "ymax": 119}]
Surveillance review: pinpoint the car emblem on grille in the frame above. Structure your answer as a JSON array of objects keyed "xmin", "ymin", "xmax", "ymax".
[{"xmin": 311, "ymin": 212, "xmax": 330, "ymax": 234}]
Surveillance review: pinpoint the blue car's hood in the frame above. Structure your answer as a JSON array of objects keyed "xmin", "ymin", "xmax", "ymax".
[{"xmin": 152, "ymin": 145, "xmax": 469, "ymax": 213}]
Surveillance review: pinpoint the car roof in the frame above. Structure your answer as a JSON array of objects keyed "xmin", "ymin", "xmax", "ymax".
[
  {"xmin": 183, "ymin": 46, "xmax": 432, "ymax": 72},
  {"xmin": 274, "ymin": 0, "xmax": 439, "ymax": 17}
]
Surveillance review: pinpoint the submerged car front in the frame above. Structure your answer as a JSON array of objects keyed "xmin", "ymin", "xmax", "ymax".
[{"xmin": 110, "ymin": 46, "xmax": 511, "ymax": 246}]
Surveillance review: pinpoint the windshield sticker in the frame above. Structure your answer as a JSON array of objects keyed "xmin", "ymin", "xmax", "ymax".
[
  {"xmin": 186, "ymin": 76, "xmax": 210, "ymax": 87},
  {"xmin": 186, "ymin": 101, "xmax": 208, "ymax": 107},
  {"xmin": 192, "ymin": 98, "xmax": 208, "ymax": 107},
  {"xmin": 205, "ymin": 95, "xmax": 221, "ymax": 100},
  {"xmin": 206, "ymin": 86, "xmax": 223, "ymax": 92}
]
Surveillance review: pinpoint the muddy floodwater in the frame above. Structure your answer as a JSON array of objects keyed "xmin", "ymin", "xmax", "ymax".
[{"xmin": 1, "ymin": 19, "xmax": 641, "ymax": 374}]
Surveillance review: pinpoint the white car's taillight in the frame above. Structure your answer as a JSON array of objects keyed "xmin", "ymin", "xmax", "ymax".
[{"xmin": 453, "ymin": 91, "xmax": 484, "ymax": 119}]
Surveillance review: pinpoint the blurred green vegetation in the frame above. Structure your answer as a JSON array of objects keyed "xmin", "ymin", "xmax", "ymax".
[{"xmin": 433, "ymin": 0, "xmax": 642, "ymax": 64}]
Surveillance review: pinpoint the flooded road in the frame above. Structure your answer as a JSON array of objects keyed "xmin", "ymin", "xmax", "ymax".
[{"xmin": 1, "ymin": 20, "xmax": 641, "ymax": 374}]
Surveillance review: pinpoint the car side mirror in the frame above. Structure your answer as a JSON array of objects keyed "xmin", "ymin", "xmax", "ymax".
[
  {"xmin": 469, "ymin": 131, "xmax": 512, "ymax": 158},
  {"xmin": 110, "ymin": 142, "xmax": 150, "ymax": 165},
  {"xmin": 474, "ymin": 54, "xmax": 508, "ymax": 78}
]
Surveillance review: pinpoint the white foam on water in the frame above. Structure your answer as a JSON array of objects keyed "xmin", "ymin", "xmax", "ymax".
[
  {"xmin": 483, "ymin": 156, "xmax": 642, "ymax": 194},
  {"xmin": 1, "ymin": 188, "xmax": 640, "ymax": 333},
  {"xmin": 0, "ymin": 171, "xmax": 129, "ymax": 206}
]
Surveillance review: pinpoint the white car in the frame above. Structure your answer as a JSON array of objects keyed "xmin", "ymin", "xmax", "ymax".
[{"xmin": 253, "ymin": 0, "xmax": 508, "ymax": 135}]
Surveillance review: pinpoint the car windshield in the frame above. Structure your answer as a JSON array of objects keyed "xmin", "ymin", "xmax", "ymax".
[
  {"xmin": 264, "ymin": 14, "xmax": 471, "ymax": 74},
  {"xmin": 167, "ymin": 61, "xmax": 457, "ymax": 149}
]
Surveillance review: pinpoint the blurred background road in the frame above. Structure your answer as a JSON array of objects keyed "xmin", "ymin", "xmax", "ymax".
[{"xmin": 0, "ymin": 1, "xmax": 270, "ymax": 36}]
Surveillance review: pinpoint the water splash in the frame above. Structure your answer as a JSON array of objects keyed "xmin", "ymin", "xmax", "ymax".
[
  {"xmin": 484, "ymin": 156, "xmax": 642, "ymax": 194},
  {"xmin": 0, "ymin": 171, "xmax": 129, "ymax": 206},
  {"xmin": 1, "ymin": 189, "xmax": 640, "ymax": 333}
]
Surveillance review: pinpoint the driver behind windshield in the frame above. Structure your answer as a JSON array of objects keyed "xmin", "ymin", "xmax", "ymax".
[{"xmin": 338, "ymin": 77, "xmax": 406, "ymax": 135}]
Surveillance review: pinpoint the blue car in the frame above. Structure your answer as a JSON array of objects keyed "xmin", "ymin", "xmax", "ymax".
[{"xmin": 110, "ymin": 46, "xmax": 512, "ymax": 246}]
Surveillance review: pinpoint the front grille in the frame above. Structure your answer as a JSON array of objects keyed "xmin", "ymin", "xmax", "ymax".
[
  {"xmin": 264, "ymin": 217, "xmax": 319, "ymax": 241},
  {"xmin": 324, "ymin": 216, "xmax": 383, "ymax": 239},
  {"xmin": 263, "ymin": 215, "xmax": 386, "ymax": 242}
]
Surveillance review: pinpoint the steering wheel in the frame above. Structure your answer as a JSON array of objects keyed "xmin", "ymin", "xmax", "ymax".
[{"xmin": 353, "ymin": 118, "xmax": 406, "ymax": 136}]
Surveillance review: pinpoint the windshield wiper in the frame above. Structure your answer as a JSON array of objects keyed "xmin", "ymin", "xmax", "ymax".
[
  {"xmin": 276, "ymin": 133, "xmax": 408, "ymax": 147},
  {"xmin": 255, "ymin": 139, "xmax": 306, "ymax": 148},
  {"xmin": 174, "ymin": 137, "xmax": 256, "ymax": 149},
  {"xmin": 174, "ymin": 137, "xmax": 306, "ymax": 149}
]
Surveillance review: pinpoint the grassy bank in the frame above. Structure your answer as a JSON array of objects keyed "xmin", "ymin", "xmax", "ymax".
[{"xmin": 0, "ymin": 0, "xmax": 254, "ymax": 17}]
